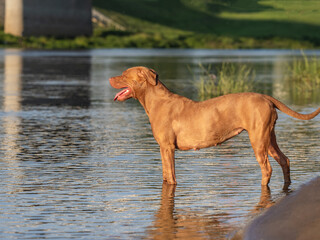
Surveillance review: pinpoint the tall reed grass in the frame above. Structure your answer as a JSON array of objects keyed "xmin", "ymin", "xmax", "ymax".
[
  {"xmin": 286, "ymin": 53, "xmax": 320, "ymax": 103},
  {"xmin": 195, "ymin": 63, "xmax": 256, "ymax": 101},
  {"xmin": 286, "ymin": 53, "xmax": 320, "ymax": 95}
]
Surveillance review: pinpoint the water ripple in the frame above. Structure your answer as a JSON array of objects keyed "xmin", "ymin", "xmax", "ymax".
[{"xmin": 0, "ymin": 50, "xmax": 319, "ymax": 239}]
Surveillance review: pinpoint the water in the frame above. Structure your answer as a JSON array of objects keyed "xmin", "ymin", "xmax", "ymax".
[{"xmin": 0, "ymin": 49, "xmax": 319, "ymax": 239}]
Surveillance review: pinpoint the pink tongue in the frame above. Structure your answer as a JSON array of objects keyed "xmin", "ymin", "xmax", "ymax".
[{"xmin": 114, "ymin": 88, "xmax": 129, "ymax": 101}]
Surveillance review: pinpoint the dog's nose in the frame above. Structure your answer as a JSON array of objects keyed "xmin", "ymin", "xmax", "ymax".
[{"xmin": 109, "ymin": 76, "xmax": 120, "ymax": 88}]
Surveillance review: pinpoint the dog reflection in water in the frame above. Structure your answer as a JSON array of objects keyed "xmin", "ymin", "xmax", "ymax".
[{"xmin": 146, "ymin": 184, "xmax": 274, "ymax": 239}]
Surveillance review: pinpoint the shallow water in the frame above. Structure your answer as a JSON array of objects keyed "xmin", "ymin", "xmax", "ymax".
[{"xmin": 0, "ymin": 49, "xmax": 319, "ymax": 239}]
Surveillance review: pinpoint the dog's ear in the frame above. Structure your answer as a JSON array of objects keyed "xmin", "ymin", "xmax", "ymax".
[
  {"xmin": 147, "ymin": 68, "xmax": 158, "ymax": 86},
  {"xmin": 138, "ymin": 68, "xmax": 158, "ymax": 86}
]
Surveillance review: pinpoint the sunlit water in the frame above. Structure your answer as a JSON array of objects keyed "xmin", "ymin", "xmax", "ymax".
[{"xmin": 0, "ymin": 49, "xmax": 319, "ymax": 239}]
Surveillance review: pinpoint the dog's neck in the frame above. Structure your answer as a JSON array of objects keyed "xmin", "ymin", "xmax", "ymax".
[{"xmin": 136, "ymin": 80, "xmax": 173, "ymax": 116}]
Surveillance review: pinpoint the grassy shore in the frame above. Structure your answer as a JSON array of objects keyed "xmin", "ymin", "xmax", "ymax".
[{"xmin": 1, "ymin": 0, "xmax": 320, "ymax": 49}]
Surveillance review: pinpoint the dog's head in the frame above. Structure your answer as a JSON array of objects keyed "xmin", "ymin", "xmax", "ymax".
[{"xmin": 109, "ymin": 66, "xmax": 158, "ymax": 101}]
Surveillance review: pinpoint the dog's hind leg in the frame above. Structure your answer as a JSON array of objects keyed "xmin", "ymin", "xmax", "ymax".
[
  {"xmin": 254, "ymin": 149, "xmax": 273, "ymax": 186},
  {"xmin": 268, "ymin": 129, "xmax": 291, "ymax": 185},
  {"xmin": 249, "ymin": 130, "xmax": 273, "ymax": 186}
]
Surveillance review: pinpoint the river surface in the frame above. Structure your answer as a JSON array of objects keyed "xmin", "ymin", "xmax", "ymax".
[{"xmin": 0, "ymin": 49, "xmax": 319, "ymax": 239}]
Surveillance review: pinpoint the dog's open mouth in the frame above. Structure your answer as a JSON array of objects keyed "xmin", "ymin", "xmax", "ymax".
[{"xmin": 113, "ymin": 87, "xmax": 132, "ymax": 101}]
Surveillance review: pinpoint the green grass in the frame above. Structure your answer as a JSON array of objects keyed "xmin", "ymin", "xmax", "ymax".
[
  {"xmin": 195, "ymin": 55, "xmax": 320, "ymax": 103},
  {"xmin": 92, "ymin": 0, "xmax": 320, "ymax": 48},
  {"xmin": 195, "ymin": 63, "xmax": 256, "ymax": 101},
  {"xmin": 1, "ymin": 0, "xmax": 320, "ymax": 49}
]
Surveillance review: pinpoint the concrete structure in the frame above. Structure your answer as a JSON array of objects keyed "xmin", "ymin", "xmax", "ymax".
[
  {"xmin": 92, "ymin": 8, "xmax": 125, "ymax": 30},
  {"xmin": 0, "ymin": 0, "xmax": 4, "ymax": 27},
  {"xmin": 4, "ymin": 0, "xmax": 92, "ymax": 37}
]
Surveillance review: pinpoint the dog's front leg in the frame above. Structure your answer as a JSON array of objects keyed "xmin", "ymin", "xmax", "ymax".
[{"xmin": 160, "ymin": 145, "xmax": 177, "ymax": 185}]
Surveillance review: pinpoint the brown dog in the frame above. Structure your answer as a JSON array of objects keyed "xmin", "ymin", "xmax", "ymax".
[{"xmin": 109, "ymin": 66, "xmax": 320, "ymax": 186}]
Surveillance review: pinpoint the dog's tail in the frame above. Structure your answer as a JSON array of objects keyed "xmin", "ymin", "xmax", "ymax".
[{"xmin": 264, "ymin": 95, "xmax": 320, "ymax": 120}]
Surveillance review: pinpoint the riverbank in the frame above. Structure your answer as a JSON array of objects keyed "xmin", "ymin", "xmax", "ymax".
[
  {"xmin": 0, "ymin": 28, "xmax": 318, "ymax": 50},
  {"xmin": 233, "ymin": 177, "xmax": 320, "ymax": 240},
  {"xmin": 1, "ymin": 0, "xmax": 320, "ymax": 49}
]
